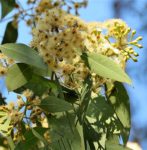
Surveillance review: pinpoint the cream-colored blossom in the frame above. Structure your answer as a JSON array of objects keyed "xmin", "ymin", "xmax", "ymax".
[
  {"xmin": 30, "ymin": 8, "xmax": 142, "ymax": 92},
  {"xmin": 22, "ymin": 89, "xmax": 34, "ymax": 98}
]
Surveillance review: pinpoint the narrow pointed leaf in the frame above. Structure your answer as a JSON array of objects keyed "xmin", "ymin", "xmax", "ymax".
[
  {"xmin": 108, "ymin": 82, "xmax": 131, "ymax": 128},
  {"xmin": 81, "ymin": 53, "xmax": 131, "ymax": 84},
  {"xmin": 0, "ymin": 43, "xmax": 47, "ymax": 69},
  {"xmin": 32, "ymin": 128, "xmax": 48, "ymax": 146},
  {"xmin": 2, "ymin": 21, "xmax": 18, "ymax": 44},
  {"xmin": 108, "ymin": 82, "xmax": 131, "ymax": 144}
]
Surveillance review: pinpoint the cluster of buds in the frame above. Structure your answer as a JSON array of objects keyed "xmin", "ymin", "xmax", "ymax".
[
  {"xmin": 104, "ymin": 19, "xmax": 143, "ymax": 62},
  {"xmin": 120, "ymin": 46, "xmax": 139, "ymax": 62},
  {"xmin": 104, "ymin": 19, "xmax": 130, "ymax": 39}
]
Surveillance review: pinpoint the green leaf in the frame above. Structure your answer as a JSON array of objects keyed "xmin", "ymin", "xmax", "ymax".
[
  {"xmin": 50, "ymin": 127, "xmax": 82, "ymax": 150},
  {"xmin": 0, "ymin": 43, "xmax": 47, "ymax": 70},
  {"xmin": 76, "ymin": 122, "xmax": 85, "ymax": 150},
  {"xmin": 6, "ymin": 63, "xmax": 32, "ymax": 91},
  {"xmin": 7, "ymin": 136, "xmax": 15, "ymax": 150},
  {"xmin": 62, "ymin": 86, "xmax": 78, "ymax": 103},
  {"xmin": 83, "ymin": 119, "xmax": 101, "ymax": 142},
  {"xmin": 15, "ymin": 74, "xmax": 58, "ymax": 97},
  {"xmin": 32, "ymin": 128, "xmax": 48, "ymax": 146},
  {"xmin": 106, "ymin": 135, "xmax": 130, "ymax": 150},
  {"xmin": 108, "ymin": 82, "xmax": 131, "ymax": 128},
  {"xmin": 87, "ymin": 96, "xmax": 114, "ymax": 119},
  {"xmin": 38, "ymin": 96, "xmax": 73, "ymax": 113},
  {"xmin": 2, "ymin": 21, "xmax": 18, "ymax": 44},
  {"xmin": 0, "ymin": 0, "xmax": 16, "ymax": 18},
  {"xmin": 86, "ymin": 95, "xmax": 123, "ymax": 145},
  {"xmin": 48, "ymin": 114, "xmax": 83, "ymax": 150},
  {"xmin": 15, "ymin": 127, "xmax": 48, "ymax": 150},
  {"xmin": 108, "ymin": 82, "xmax": 131, "ymax": 144},
  {"xmin": 77, "ymin": 76, "xmax": 92, "ymax": 124},
  {"xmin": 71, "ymin": 128, "xmax": 83, "ymax": 150},
  {"xmin": 6, "ymin": 63, "xmax": 52, "ymax": 92},
  {"xmin": 32, "ymin": 66, "xmax": 51, "ymax": 77},
  {"xmin": 81, "ymin": 52, "xmax": 131, "ymax": 84}
]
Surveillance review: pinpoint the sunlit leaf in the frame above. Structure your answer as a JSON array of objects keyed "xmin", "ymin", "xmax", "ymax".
[
  {"xmin": 0, "ymin": 43, "xmax": 47, "ymax": 69},
  {"xmin": 81, "ymin": 52, "xmax": 131, "ymax": 84},
  {"xmin": 86, "ymin": 95, "xmax": 124, "ymax": 147},
  {"xmin": 106, "ymin": 135, "xmax": 130, "ymax": 150},
  {"xmin": 6, "ymin": 63, "xmax": 32, "ymax": 91},
  {"xmin": 108, "ymin": 82, "xmax": 131, "ymax": 144},
  {"xmin": 87, "ymin": 96, "xmax": 114, "ymax": 119},
  {"xmin": 108, "ymin": 82, "xmax": 130, "ymax": 128},
  {"xmin": 15, "ymin": 74, "xmax": 58, "ymax": 96}
]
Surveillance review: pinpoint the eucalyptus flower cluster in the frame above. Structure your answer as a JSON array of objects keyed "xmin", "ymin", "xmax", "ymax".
[
  {"xmin": 0, "ymin": 89, "xmax": 49, "ymax": 143},
  {"xmin": 31, "ymin": 8, "xmax": 142, "ymax": 92},
  {"xmin": 12, "ymin": 0, "xmax": 88, "ymax": 28}
]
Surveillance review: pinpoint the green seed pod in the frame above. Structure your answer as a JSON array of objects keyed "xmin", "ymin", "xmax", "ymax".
[
  {"xmin": 134, "ymin": 52, "xmax": 139, "ymax": 57},
  {"xmin": 126, "ymin": 55, "xmax": 130, "ymax": 60},
  {"xmin": 129, "ymin": 49, "xmax": 134, "ymax": 54},
  {"xmin": 132, "ymin": 57, "xmax": 138, "ymax": 62},
  {"xmin": 124, "ymin": 52, "xmax": 128, "ymax": 56},
  {"xmin": 136, "ymin": 36, "xmax": 143, "ymax": 41},
  {"xmin": 136, "ymin": 44, "xmax": 143, "ymax": 48},
  {"xmin": 132, "ymin": 30, "xmax": 136, "ymax": 35}
]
